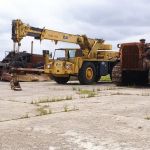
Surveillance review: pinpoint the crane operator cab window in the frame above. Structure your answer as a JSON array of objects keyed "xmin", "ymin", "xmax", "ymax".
[
  {"xmin": 53, "ymin": 49, "xmax": 80, "ymax": 60},
  {"xmin": 53, "ymin": 49, "xmax": 65, "ymax": 60},
  {"xmin": 68, "ymin": 49, "xmax": 82, "ymax": 58},
  {"xmin": 68, "ymin": 49, "xmax": 76, "ymax": 58}
]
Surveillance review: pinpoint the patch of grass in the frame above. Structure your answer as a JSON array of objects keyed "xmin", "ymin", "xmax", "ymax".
[
  {"xmin": 144, "ymin": 116, "xmax": 150, "ymax": 120},
  {"xmin": 43, "ymin": 104, "xmax": 50, "ymax": 108},
  {"xmin": 72, "ymin": 87, "xmax": 77, "ymax": 91},
  {"xmin": 37, "ymin": 107, "xmax": 52, "ymax": 116},
  {"xmin": 77, "ymin": 89, "xmax": 95, "ymax": 95},
  {"xmin": 78, "ymin": 88, "xmax": 81, "ymax": 91},
  {"xmin": 31, "ymin": 96, "xmax": 73, "ymax": 104},
  {"xmin": 144, "ymin": 115, "xmax": 150, "ymax": 120},
  {"xmin": 97, "ymin": 86, "xmax": 116, "ymax": 91},
  {"xmin": 72, "ymin": 87, "xmax": 81, "ymax": 91},
  {"xmin": 63, "ymin": 104, "xmax": 69, "ymax": 112},
  {"xmin": 31, "ymin": 100, "xmax": 40, "ymax": 106},
  {"xmin": 141, "ymin": 93, "xmax": 150, "ymax": 96},
  {"xmin": 63, "ymin": 104, "xmax": 79, "ymax": 112},
  {"xmin": 100, "ymin": 75, "xmax": 111, "ymax": 82},
  {"xmin": 48, "ymin": 109, "xmax": 52, "ymax": 114},
  {"xmin": 38, "ymin": 97, "xmax": 50, "ymax": 103},
  {"xmin": 72, "ymin": 105, "xmax": 79, "ymax": 111},
  {"xmin": 77, "ymin": 89, "xmax": 97, "ymax": 98},
  {"xmin": 80, "ymin": 95, "xmax": 86, "ymax": 99},
  {"xmin": 111, "ymin": 92, "xmax": 131, "ymax": 95},
  {"xmin": 87, "ymin": 92, "xmax": 96, "ymax": 98},
  {"xmin": 50, "ymin": 98, "xmax": 61, "ymax": 103},
  {"xmin": 65, "ymin": 96, "xmax": 72, "ymax": 100}
]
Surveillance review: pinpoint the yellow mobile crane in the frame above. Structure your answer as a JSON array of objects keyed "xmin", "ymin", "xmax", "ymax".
[{"xmin": 12, "ymin": 19, "xmax": 119, "ymax": 84}]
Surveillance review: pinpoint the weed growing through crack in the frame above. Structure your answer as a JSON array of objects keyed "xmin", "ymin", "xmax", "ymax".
[
  {"xmin": 31, "ymin": 100, "xmax": 40, "ymax": 106},
  {"xmin": 78, "ymin": 88, "xmax": 81, "ymax": 91},
  {"xmin": 87, "ymin": 92, "xmax": 96, "ymax": 98},
  {"xmin": 111, "ymin": 92, "xmax": 132, "ymax": 95},
  {"xmin": 77, "ymin": 89, "xmax": 94, "ymax": 95},
  {"xmin": 63, "ymin": 104, "xmax": 79, "ymax": 112},
  {"xmin": 20, "ymin": 113, "xmax": 29, "ymax": 119},
  {"xmin": 63, "ymin": 104, "xmax": 69, "ymax": 112},
  {"xmin": 72, "ymin": 87, "xmax": 77, "ymax": 91},
  {"xmin": 72, "ymin": 105, "xmax": 79, "ymax": 111},
  {"xmin": 145, "ymin": 116, "xmax": 150, "ymax": 120},
  {"xmin": 77, "ymin": 89, "xmax": 97, "ymax": 98},
  {"xmin": 144, "ymin": 114, "xmax": 150, "ymax": 120},
  {"xmin": 48, "ymin": 109, "xmax": 52, "ymax": 114},
  {"xmin": 97, "ymin": 87, "xmax": 116, "ymax": 91},
  {"xmin": 100, "ymin": 75, "xmax": 111, "ymax": 82},
  {"xmin": 31, "ymin": 96, "xmax": 73, "ymax": 104},
  {"xmin": 65, "ymin": 96, "xmax": 73, "ymax": 100},
  {"xmin": 37, "ymin": 107, "xmax": 52, "ymax": 116},
  {"xmin": 72, "ymin": 87, "xmax": 81, "ymax": 91},
  {"xmin": 80, "ymin": 95, "xmax": 86, "ymax": 99},
  {"xmin": 43, "ymin": 104, "xmax": 50, "ymax": 108},
  {"xmin": 141, "ymin": 93, "xmax": 150, "ymax": 96}
]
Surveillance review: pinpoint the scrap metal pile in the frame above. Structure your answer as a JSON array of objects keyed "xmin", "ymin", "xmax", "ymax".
[{"xmin": 0, "ymin": 50, "xmax": 50, "ymax": 82}]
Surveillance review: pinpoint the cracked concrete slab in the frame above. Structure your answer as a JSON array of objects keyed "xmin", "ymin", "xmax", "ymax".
[{"xmin": 0, "ymin": 81, "xmax": 149, "ymax": 150}]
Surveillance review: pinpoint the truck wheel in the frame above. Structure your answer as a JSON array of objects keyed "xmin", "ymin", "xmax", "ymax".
[
  {"xmin": 112, "ymin": 62, "xmax": 122, "ymax": 85},
  {"xmin": 53, "ymin": 76, "xmax": 70, "ymax": 84},
  {"xmin": 78, "ymin": 62, "xmax": 96, "ymax": 85}
]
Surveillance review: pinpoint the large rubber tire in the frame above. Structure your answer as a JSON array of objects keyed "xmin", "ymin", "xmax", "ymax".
[
  {"xmin": 109, "ymin": 61, "xmax": 118, "ymax": 81},
  {"xmin": 78, "ymin": 62, "xmax": 96, "ymax": 85},
  {"xmin": 53, "ymin": 76, "xmax": 70, "ymax": 84},
  {"xmin": 112, "ymin": 62, "xmax": 122, "ymax": 85}
]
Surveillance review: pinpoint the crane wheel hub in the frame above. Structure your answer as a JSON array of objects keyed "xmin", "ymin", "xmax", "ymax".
[{"xmin": 86, "ymin": 67, "xmax": 93, "ymax": 80}]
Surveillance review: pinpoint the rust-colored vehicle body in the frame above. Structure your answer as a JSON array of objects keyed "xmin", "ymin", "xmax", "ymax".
[
  {"xmin": 112, "ymin": 39, "xmax": 150, "ymax": 85},
  {"xmin": 0, "ymin": 51, "xmax": 50, "ymax": 81},
  {"xmin": 121, "ymin": 42, "xmax": 147, "ymax": 71}
]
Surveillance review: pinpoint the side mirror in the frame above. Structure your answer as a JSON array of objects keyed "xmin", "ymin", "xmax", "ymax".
[{"xmin": 117, "ymin": 44, "xmax": 121, "ymax": 48}]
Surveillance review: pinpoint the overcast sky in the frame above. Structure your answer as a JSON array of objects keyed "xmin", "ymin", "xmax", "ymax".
[{"xmin": 0, "ymin": 0, "xmax": 150, "ymax": 60}]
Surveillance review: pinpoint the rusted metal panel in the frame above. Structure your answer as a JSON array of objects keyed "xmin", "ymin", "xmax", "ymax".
[
  {"xmin": 31, "ymin": 54, "xmax": 44, "ymax": 64},
  {"xmin": 1, "ymin": 72, "xmax": 50, "ymax": 82},
  {"xmin": 1, "ymin": 72, "xmax": 12, "ymax": 81},
  {"xmin": 121, "ymin": 43, "xmax": 143, "ymax": 70},
  {"xmin": 0, "ymin": 51, "xmax": 49, "ymax": 82},
  {"xmin": 11, "ymin": 67, "xmax": 44, "ymax": 73}
]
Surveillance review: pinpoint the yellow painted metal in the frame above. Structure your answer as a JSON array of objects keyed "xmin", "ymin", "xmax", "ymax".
[
  {"xmin": 12, "ymin": 19, "xmax": 119, "ymax": 79},
  {"xmin": 12, "ymin": 20, "xmax": 111, "ymax": 53}
]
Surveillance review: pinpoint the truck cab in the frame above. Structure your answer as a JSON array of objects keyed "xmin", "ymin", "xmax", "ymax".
[{"xmin": 44, "ymin": 48, "xmax": 83, "ymax": 81}]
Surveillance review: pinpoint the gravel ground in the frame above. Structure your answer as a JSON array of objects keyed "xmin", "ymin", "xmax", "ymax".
[{"xmin": 0, "ymin": 81, "xmax": 150, "ymax": 150}]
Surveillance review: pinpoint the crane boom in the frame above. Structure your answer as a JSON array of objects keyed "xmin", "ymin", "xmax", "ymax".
[{"xmin": 12, "ymin": 19, "xmax": 110, "ymax": 51}]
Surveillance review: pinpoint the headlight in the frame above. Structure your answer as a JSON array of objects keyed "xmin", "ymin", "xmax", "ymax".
[
  {"xmin": 65, "ymin": 64, "xmax": 72, "ymax": 70},
  {"xmin": 47, "ymin": 64, "xmax": 51, "ymax": 69}
]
